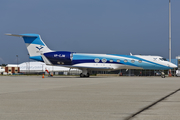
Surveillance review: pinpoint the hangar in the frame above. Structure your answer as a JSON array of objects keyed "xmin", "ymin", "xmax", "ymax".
[{"xmin": 6, "ymin": 61, "xmax": 81, "ymax": 75}]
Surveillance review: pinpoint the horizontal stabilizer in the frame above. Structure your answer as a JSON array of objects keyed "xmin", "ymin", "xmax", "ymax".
[{"xmin": 6, "ymin": 33, "xmax": 39, "ymax": 38}]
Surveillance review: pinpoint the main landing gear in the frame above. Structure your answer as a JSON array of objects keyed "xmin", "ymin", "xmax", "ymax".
[
  {"xmin": 80, "ymin": 69, "xmax": 90, "ymax": 77},
  {"xmin": 80, "ymin": 73, "xmax": 90, "ymax": 77}
]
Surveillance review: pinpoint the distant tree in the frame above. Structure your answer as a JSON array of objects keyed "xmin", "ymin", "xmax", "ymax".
[{"xmin": 0, "ymin": 64, "xmax": 7, "ymax": 66}]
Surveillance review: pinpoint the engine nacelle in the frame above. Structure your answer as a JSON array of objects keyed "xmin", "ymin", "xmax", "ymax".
[{"xmin": 43, "ymin": 51, "xmax": 73, "ymax": 65}]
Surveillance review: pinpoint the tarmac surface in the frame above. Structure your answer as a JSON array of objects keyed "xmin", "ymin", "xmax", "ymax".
[{"xmin": 0, "ymin": 76, "xmax": 180, "ymax": 120}]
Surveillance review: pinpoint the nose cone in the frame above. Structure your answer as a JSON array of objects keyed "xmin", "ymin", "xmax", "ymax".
[{"xmin": 170, "ymin": 63, "xmax": 177, "ymax": 68}]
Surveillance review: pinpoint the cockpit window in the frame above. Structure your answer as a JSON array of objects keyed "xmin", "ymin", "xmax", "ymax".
[
  {"xmin": 159, "ymin": 58, "xmax": 167, "ymax": 61},
  {"xmin": 162, "ymin": 58, "xmax": 167, "ymax": 61}
]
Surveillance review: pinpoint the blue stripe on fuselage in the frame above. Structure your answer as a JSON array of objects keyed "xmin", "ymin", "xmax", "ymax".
[{"xmin": 72, "ymin": 53, "xmax": 171, "ymax": 70}]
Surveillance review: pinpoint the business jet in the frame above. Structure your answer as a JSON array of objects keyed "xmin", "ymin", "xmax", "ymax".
[
  {"xmin": 6, "ymin": 33, "xmax": 177, "ymax": 77},
  {"xmin": 0, "ymin": 67, "xmax": 5, "ymax": 73}
]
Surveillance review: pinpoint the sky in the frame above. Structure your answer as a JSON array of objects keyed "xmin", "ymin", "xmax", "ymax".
[{"xmin": 0, "ymin": 0, "xmax": 180, "ymax": 64}]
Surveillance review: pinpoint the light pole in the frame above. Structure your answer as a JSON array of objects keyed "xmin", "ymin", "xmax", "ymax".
[
  {"xmin": 169, "ymin": 0, "xmax": 172, "ymax": 76},
  {"xmin": 169, "ymin": 0, "xmax": 171, "ymax": 63}
]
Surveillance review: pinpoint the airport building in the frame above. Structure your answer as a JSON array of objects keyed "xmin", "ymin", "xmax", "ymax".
[{"xmin": 1, "ymin": 66, "xmax": 19, "ymax": 74}]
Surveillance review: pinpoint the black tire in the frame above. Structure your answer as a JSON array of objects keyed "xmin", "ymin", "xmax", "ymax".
[
  {"xmin": 80, "ymin": 73, "xmax": 83, "ymax": 77},
  {"xmin": 161, "ymin": 74, "xmax": 165, "ymax": 78},
  {"xmin": 86, "ymin": 73, "xmax": 90, "ymax": 77}
]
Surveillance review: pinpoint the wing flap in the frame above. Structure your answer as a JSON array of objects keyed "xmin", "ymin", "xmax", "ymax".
[{"xmin": 70, "ymin": 66, "xmax": 114, "ymax": 71}]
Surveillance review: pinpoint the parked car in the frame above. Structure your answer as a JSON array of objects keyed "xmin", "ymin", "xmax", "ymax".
[{"xmin": 155, "ymin": 72, "xmax": 161, "ymax": 76}]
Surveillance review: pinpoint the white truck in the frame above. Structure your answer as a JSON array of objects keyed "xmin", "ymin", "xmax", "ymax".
[
  {"xmin": 176, "ymin": 70, "xmax": 180, "ymax": 77},
  {"xmin": 0, "ymin": 67, "xmax": 5, "ymax": 73}
]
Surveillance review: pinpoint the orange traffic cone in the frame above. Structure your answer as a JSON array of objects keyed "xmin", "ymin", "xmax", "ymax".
[{"xmin": 42, "ymin": 74, "xmax": 44, "ymax": 78}]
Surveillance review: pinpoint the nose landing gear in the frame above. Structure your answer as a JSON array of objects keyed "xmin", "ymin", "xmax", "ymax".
[{"xmin": 161, "ymin": 71, "xmax": 165, "ymax": 78}]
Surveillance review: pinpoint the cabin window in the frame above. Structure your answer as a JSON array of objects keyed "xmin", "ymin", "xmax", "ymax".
[
  {"xmin": 138, "ymin": 60, "xmax": 142, "ymax": 63},
  {"xmin": 131, "ymin": 60, "xmax": 135, "ymax": 63},
  {"xmin": 102, "ymin": 58, "xmax": 107, "ymax": 63},
  {"xmin": 94, "ymin": 58, "xmax": 100, "ymax": 63},
  {"xmin": 117, "ymin": 59, "xmax": 120, "ymax": 62},
  {"xmin": 57, "ymin": 62, "xmax": 64, "ymax": 65},
  {"xmin": 124, "ymin": 59, "xmax": 128, "ymax": 62},
  {"xmin": 109, "ymin": 59, "xmax": 113, "ymax": 62}
]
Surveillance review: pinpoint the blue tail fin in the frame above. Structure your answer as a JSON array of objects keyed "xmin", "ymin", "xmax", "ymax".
[{"xmin": 6, "ymin": 33, "xmax": 52, "ymax": 61}]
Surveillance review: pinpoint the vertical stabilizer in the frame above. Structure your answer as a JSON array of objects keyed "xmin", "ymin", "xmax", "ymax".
[{"xmin": 6, "ymin": 33, "xmax": 52, "ymax": 61}]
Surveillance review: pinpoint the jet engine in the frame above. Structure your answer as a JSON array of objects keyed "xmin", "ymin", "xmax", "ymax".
[{"xmin": 43, "ymin": 51, "xmax": 73, "ymax": 65}]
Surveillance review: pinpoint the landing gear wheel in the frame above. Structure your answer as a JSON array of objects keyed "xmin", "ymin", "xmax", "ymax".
[
  {"xmin": 80, "ymin": 73, "xmax": 84, "ymax": 77},
  {"xmin": 161, "ymin": 72, "xmax": 165, "ymax": 78},
  {"xmin": 86, "ymin": 73, "xmax": 90, "ymax": 77},
  {"xmin": 161, "ymin": 74, "xmax": 165, "ymax": 78},
  {"xmin": 80, "ymin": 73, "xmax": 90, "ymax": 77}
]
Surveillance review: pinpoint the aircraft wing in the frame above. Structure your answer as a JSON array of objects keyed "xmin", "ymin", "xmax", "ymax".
[{"xmin": 70, "ymin": 66, "xmax": 114, "ymax": 71}]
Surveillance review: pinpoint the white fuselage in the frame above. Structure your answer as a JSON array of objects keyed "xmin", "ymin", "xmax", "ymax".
[{"xmin": 65, "ymin": 53, "xmax": 177, "ymax": 70}]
